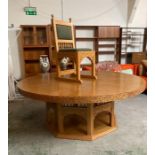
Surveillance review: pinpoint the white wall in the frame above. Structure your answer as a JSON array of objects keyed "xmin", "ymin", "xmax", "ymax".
[
  {"xmin": 127, "ymin": 0, "xmax": 136, "ymax": 22},
  {"xmin": 9, "ymin": 0, "xmax": 128, "ymax": 27},
  {"xmin": 8, "ymin": 0, "xmax": 129, "ymax": 65},
  {"xmin": 128, "ymin": 0, "xmax": 147, "ymax": 27}
]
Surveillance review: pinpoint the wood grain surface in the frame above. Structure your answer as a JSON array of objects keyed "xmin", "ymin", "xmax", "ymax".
[{"xmin": 17, "ymin": 71, "xmax": 146, "ymax": 104}]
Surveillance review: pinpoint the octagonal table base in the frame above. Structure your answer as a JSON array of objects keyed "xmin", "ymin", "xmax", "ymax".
[{"xmin": 46, "ymin": 102, "xmax": 117, "ymax": 141}]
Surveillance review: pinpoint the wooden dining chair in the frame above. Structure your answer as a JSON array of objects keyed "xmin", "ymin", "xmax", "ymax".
[{"xmin": 51, "ymin": 15, "xmax": 97, "ymax": 83}]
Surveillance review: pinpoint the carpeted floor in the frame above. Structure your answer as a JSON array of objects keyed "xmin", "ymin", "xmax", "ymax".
[{"xmin": 8, "ymin": 94, "xmax": 147, "ymax": 155}]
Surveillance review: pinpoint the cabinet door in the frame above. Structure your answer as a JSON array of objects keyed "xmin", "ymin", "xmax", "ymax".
[
  {"xmin": 24, "ymin": 50, "xmax": 48, "ymax": 61},
  {"xmin": 22, "ymin": 27, "xmax": 34, "ymax": 46},
  {"xmin": 35, "ymin": 27, "xmax": 48, "ymax": 46},
  {"xmin": 126, "ymin": 52, "xmax": 146, "ymax": 64},
  {"xmin": 25, "ymin": 63, "xmax": 40, "ymax": 76},
  {"xmin": 132, "ymin": 52, "xmax": 147, "ymax": 63}
]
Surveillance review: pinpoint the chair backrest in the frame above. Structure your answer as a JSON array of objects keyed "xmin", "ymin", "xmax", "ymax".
[{"xmin": 51, "ymin": 15, "xmax": 75, "ymax": 52}]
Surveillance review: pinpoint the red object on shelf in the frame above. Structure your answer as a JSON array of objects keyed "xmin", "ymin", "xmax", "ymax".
[{"xmin": 83, "ymin": 66, "xmax": 92, "ymax": 71}]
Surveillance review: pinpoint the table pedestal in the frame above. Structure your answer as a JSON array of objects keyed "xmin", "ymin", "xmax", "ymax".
[{"xmin": 46, "ymin": 102, "xmax": 116, "ymax": 141}]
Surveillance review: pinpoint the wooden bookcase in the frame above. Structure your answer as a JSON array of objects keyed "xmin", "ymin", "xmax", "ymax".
[
  {"xmin": 75, "ymin": 26, "xmax": 146, "ymax": 64},
  {"xmin": 97, "ymin": 26, "xmax": 121, "ymax": 63},
  {"xmin": 75, "ymin": 26, "xmax": 121, "ymax": 63},
  {"xmin": 20, "ymin": 25, "xmax": 52, "ymax": 77}
]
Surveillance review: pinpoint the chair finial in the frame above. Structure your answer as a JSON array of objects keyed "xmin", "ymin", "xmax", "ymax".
[
  {"xmin": 51, "ymin": 14, "xmax": 54, "ymax": 19},
  {"xmin": 69, "ymin": 18, "xmax": 72, "ymax": 23}
]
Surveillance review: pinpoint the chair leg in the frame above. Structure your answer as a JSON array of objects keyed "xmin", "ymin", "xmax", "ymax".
[
  {"xmin": 76, "ymin": 56, "xmax": 81, "ymax": 82},
  {"xmin": 92, "ymin": 58, "xmax": 96, "ymax": 78},
  {"xmin": 110, "ymin": 102, "xmax": 115, "ymax": 127},
  {"xmin": 57, "ymin": 61, "xmax": 61, "ymax": 78}
]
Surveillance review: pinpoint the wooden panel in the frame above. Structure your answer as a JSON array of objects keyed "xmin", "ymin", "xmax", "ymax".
[
  {"xmin": 21, "ymin": 25, "xmax": 49, "ymax": 46},
  {"xmin": 21, "ymin": 26, "xmax": 34, "ymax": 46},
  {"xmin": 36, "ymin": 27, "xmax": 48, "ymax": 45},
  {"xmin": 98, "ymin": 26, "xmax": 120, "ymax": 38},
  {"xmin": 25, "ymin": 63, "xmax": 40, "ymax": 75},
  {"xmin": 126, "ymin": 52, "xmax": 147, "ymax": 64},
  {"xmin": 132, "ymin": 52, "xmax": 147, "ymax": 63},
  {"xmin": 24, "ymin": 50, "xmax": 48, "ymax": 60}
]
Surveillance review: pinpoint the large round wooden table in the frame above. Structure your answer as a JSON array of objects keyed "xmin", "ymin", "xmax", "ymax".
[{"xmin": 17, "ymin": 72, "xmax": 146, "ymax": 141}]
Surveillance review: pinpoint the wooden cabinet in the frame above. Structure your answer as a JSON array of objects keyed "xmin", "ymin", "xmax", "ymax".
[
  {"xmin": 126, "ymin": 52, "xmax": 147, "ymax": 64},
  {"xmin": 21, "ymin": 25, "xmax": 49, "ymax": 46},
  {"xmin": 20, "ymin": 25, "xmax": 52, "ymax": 77}
]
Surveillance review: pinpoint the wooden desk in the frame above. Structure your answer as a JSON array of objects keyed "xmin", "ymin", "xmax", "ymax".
[{"xmin": 17, "ymin": 72, "xmax": 146, "ymax": 140}]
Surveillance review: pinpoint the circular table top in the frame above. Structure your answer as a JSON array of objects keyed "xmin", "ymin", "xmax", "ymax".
[{"xmin": 17, "ymin": 72, "xmax": 146, "ymax": 104}]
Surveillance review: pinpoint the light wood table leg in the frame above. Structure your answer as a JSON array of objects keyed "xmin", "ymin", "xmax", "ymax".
[
  {"xmin": 57, "ymin": 104, "xmax": 64, "ymax": 133},
  {"xmin": 92, "ymin": 57, "xmax": 97, "ymax": 79},
  {"xmin": 87, "ymin": 104, "xmax": 94, "ymax": 136},
  {"xmin": 46, "ymin": 102, "xmax": 58, "ymax": 134}
]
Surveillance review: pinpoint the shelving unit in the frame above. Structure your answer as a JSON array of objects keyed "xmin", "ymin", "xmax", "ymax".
[
  {"xmin": 75, "ymin": 26, "xmax": 121, "ymax": 63},
  {"xmin": 20, "ymin": 25, "xmax": 52, "ymax": 77},
  {"xmin": 121, "ymin": 27, "xmax": 147, "ymax": 63},
  {"xmin": 97, "ymin": 26, "xmax": 121, "ymax": 63},
  {"xmin": 75, "ymin": 26, "xmax": 146, "ymax": 64},
  {"xmin": 75, "ymin": 26, "xmax": 97, "ymax": 63}
]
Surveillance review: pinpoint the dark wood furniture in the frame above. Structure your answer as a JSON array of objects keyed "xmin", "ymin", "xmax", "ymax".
[
  {"xmin": 17, "ymin": 72, "xmax": 146, "ymax": 141},
  {"xmin": 20, "ymin": 25, "xmax": 52, "ymax": 77},
  {"xmin": 126, "ymin": 52, "xmax": 147, "ymax": 64}
]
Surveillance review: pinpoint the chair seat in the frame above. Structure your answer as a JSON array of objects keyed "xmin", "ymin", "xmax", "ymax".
[{"xmin": 59, "ymin": 48, "xmax": 92, "ymax": 52}]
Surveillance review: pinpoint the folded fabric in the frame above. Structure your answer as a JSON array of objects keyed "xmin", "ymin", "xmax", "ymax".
[
  {"xmin": 120, "ymin": 64, "xmax": 139, "ymax": 75},
  {"xmin": 121, "ymin": 69, "xmax": 133, "ymax": 75},
  {"xmin": 96, "ymin": 61, "xmax": 121, "ymax": 72}
]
